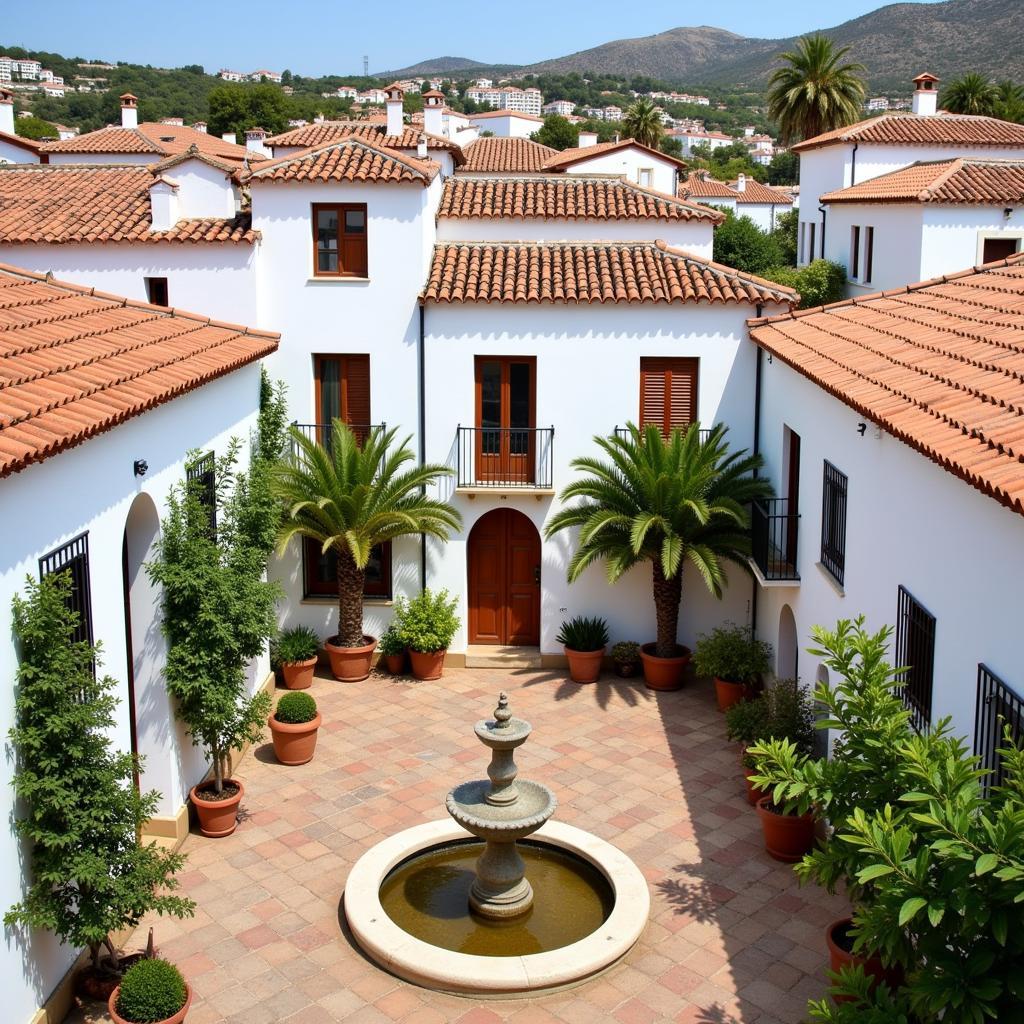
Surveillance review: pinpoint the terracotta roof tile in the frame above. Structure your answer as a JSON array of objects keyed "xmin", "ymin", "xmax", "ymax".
[
  {"xmin": 438, "ymin": 175, "xmax": 721, "ymax": 223},
  {"xmin": 421, "ymin": 240, "xmax": 796, "ymax": 306},
  {"xmin": 748, "ymin": 255, "xmax": 1024, "ymax": 516},
  {"xmin": 40, "ymin": 122, "xmax": 252, "ymax": 163},
  {"xmin": 0, "ymin": 263, "xmax": 278, "ymax": 478},
  {"xmin": 0, "ymin": 164, "xmax": 257, "ymax": 244},
  {"xmin": 728, "ymin": 178, "xmax": 793, "ymax": 205},
  {"xmin": 0, "ymin": 130, "xmax": 43, "ymax": 155},
  {"xmin": 679, "ymin": 172, "xmax": 792, "ymax": 205},
  {"xmin": 544, "ymin": 138, "xmax": 688, "ymax": 172},
  {"xmin": 821, "ymin": 158, "xmax": 1024, "ymax": 204},
  {"xmin": 460, "ymin": 137, "xmax": 557, "ymax": 173},
  {"xmin": 245, "ymin": 136, "xmax": 439, "ymax": 185},
  {"xmin": 264, "ymin": 120, "xmax": 466, "ymax": 164}
]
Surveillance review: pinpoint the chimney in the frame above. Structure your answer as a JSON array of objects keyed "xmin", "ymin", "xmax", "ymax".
[
  {"xmin": 149, "ymin": 176, "xmax": 179, "ymax": 232},
  {"xmin": 192, "ymin": 120, "xmax": 208, "ymax": 134},
  {"xmin": 912, "ymin": 72, "xmax": 939, "ymax": 116},
  {"xmin": 578, "ymin": 130, "xmax": 598, "ymax": 148},
  {"xmin": 417, "ymin": 134, "xmax": 428, "ymax": 159},
  {"xmin": 0, "ymin": 89, "xmax": 13, "ymax": 137},
  {"xmin": 736, "ymin": 173, "xmax": 746, "ymax": 193},
  {"xmin": 385, "ymin": 82, "xmax": 405, "ymax": 137},
  {"xmin": 120, "ymin": 92, "xmax": 139, "ymax": 129},
  {"xmin": 221, "ymin": 130, "xmax": 237, "ymax": 144},
  {"xmin": 422, "ymin": 89, "xmax": 444, "ymax": 136},
  {"xmin": 245, "ymin": 126, "xmax": 269, "ymax": 157}
]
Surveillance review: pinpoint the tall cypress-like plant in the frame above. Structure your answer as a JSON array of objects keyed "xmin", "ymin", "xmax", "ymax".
[{"xmin": 5, "ymin": 573, "xmax": 194, "ymax": 970}]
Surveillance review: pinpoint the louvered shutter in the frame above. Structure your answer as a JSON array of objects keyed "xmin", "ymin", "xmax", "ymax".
[
  {"xmin": 639, "ymin": 358, "xmax": 698, "ymax": 434},
  {"xmin": 343, "ymin": 354, "xmax": 371, "ymax": 436}
]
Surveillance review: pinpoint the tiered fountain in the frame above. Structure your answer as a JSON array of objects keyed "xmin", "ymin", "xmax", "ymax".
[{"xmin": 345, "ymin": 693, "xmax": 649, "ymax": 994}]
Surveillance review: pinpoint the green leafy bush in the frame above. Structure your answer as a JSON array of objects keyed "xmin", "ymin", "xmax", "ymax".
[
  {"xmin": 611, "ymin": 641, "xmax": 640, "ymax": 663},
  {"xmin": 377, "ymin": 624, "xmax": 405, "ymax": 657},
  {"xmin": 557, "ymin": 616, "xmax": 610, "ymax": 652},
  {"xmin": 762, "ymin": 260, "xmax": 846, "ymax": 309},
  {"xmin": 725, "ymin": 678, "xmax": 814, "ymax": 767},
  {"xmin": 273, "ymin": 625, "xmax": 319, "ymax": 664},
  {"xmin": 693, "ymin": 622, "xmax": 772, "ymax": 682},
  {"xmin": 274, "ymin": 691, "xmax": 318, "ymax": 725},
  {"xmin": 724, "ymin": 692, "xmax": 770, "ymax": 747},
  {"xmin": 712, "ymin": 211, "xmax": 785, "ymax": 276},
  {"xmin": 116, "ymin": 958, "xmax": 187, "ymax": 1023},
  {"xmin": 394, "ymin": 588, "xmax": 460, "ymax": 653}
]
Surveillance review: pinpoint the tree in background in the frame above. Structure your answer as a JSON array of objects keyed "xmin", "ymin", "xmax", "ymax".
[
  {"xmin": 712, "ymin": 212, "xmax": 785, "ymax": 276},
  {"xmin": 995, "ymin": 80, "xmax": 1024, "ymax": 122},
  {"xmin": 533, "ymin": 114, "xmax": 579, "ymax": 151},
  {"xmin": 941, "ymin": 72, "xmax": 1000, "ymax": 115},
  {"xmin": 208, "ymin": 82, "xmax": 288, "ymax": 137},
  {"xmin": 659, "ymin": 134, "xmax": 683, "ymax": 158},
  {"xmin": 771, "ymin": 209, "xmax": 799, "ymax": 267},
  {"xmin": 622, "ymin": 97, "xmax": 663, "ymax": 148},
  {"xmin": 15, "ymin": 115, "xmax": 58, "ymax": 140},
  {"xmin": 768, "ymin": 35, "xmax": 865, "ymax": 145},
  {"xmin": 767, "ymin": 150, "xmax": 798, "ymax": 185}
]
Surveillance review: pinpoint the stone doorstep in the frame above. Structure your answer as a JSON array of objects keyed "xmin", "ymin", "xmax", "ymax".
[{"xmin": 465, "ymin": 645, "xmax": 544, "ymax": 670}]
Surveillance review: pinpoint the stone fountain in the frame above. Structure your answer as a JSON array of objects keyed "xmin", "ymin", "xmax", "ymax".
[{"xmin": 445, "ymin": 692, "xmax": 556, "ymax": 918}]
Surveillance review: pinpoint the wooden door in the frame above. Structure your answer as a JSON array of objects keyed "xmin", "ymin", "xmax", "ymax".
[
  {"xmin": 468, "ymin": 509, "xmax": 541, "ymax": 646},
  {"xmin": 475, "ymin": 357, "xmax": 535, "ymax": 484}
]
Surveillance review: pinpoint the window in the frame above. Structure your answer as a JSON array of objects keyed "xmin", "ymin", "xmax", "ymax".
[
  {"xmin": 798, "ymin": 223, "xmax": 805, "ymax": 264},
  {"xmin": 314, "ymin": 354, "xmax": 371, "ymax": 442},
  {"xmin": 850, "ymin": 226, "xmax": 861, "ymax": 279},
  {"xmin": 186, "ymin": 451, "xmax": 217, "ymax": 539},
  {"xmin": 975, "ymin": 665, "xmax": 1024, "ymax": 795},
  {"xmin": 808, "ymin": 222, "xmax": 816, "ymax": 262},
  {"xmin": 39, "ymin": 532, "xmax": 94, "ymax": 649},
  {"xmin": 312, "ymin": 203, "xmax": 368, "ymax": 278},
  {"xmin": 475, "ymin": 356, "xmax": 536, "ymax": 483},
  {"xmin": 639, "ymin": 357, "xmax": 698, "ymax": 435},
  {"xmin": 820, "ymin": 461, "xmax": 847, "ymax": 585},
  {"xmin": 982, "ymin": 236, "xmax": 1020, "ymax": 264},
  {"xmin": 637, "ymin": 167, "xmax": 653, "ymax": 188},
  {"xmin": 864, "ymin": 226, "xmax": 874, "ymax": 284},
  {"xmin": 895, "ymin": 586, "xmax": 936, "ymax": 732},
  {"xmin": 145, "ymin": 276, "xmax": 169, "ymax": 307},
  {"xmin": 303, "ymin": 541, "xmax": 392, "ymax": 599}
]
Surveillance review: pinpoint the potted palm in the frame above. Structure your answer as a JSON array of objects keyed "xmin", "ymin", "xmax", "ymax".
[
  {"xmin": 394, "ymin": 588, "xmax": 460, "ymax": 680},
  {"xmin": 546, "ymin": 424, "xmax": 772, "ymax": 692},
  {"xmin": 269, "ymin": 691, "xmax": 321, "ymax": 765},
  {"xmin": 272, "ymin": 423, "xmax": 461, "ymax": 681},
  {"xmin": 378, "ymin": 624, "xmax": 407, "ymax": 674},
  {"xmin": 273, "ymin": 625, "xmax": 320, "ymax": 689},
  {"xmin": 611, "ymin": 641, "xmax": 641, "ymax": 678},
  {"xmin": 695, "ymin": 622, "xmax": 773, "ymax": 711},
  {"xmin": 109, "ymin": 958, "xmax": 191, "ymax": 1024},
  {"xmin": 557, "ymin": 616, "xmax": 609, "ymax": 683}
]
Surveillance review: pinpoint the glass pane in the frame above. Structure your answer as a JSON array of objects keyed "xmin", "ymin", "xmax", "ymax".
[
  {"xmin": 317, "ymin": 209, "xmax": 338, "ymax": 248},
  {"xmin": 509, "ymin": 363, "xmax": 530, "ymax": 429},
  {"xmin": 317, "ymin": 251, "xmax": 338, "ymax": 273},
  {"xmin": 319, "ymin": 358, "xmax": 341, "ymax": 426},
  {"xmin": 316, "ymin": 548, "xmax": 336, "ymax": 585},
  {"xmin": 344, "ymin": 209, "xmax": 366, "ymax": 233},
  {"xmin": 480, "ymin": 362, "xmax": 501, "ymax": 455},
  {"xmin": 365, "ymin": 544, "xmax": 383, "ymax": 586}
]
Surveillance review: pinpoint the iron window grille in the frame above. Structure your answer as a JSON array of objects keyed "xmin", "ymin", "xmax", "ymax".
[
  {"xmin": 39, "ymin": 532, "xmax": 95, "ymax": 651},
  {"xmin": 186, "ymin": 451, "xmax": 217, "ymax": 540},
  {"xmin": 974, "ymin": 665, "xmax": 1024, "ymax": 795},
  {"xmin": 820, "ymin": 461, "xmax": 848, "ymax": 585},
  {"xmin": 895, "ymin": 586, "xmax": 936, "ymax": 732}
]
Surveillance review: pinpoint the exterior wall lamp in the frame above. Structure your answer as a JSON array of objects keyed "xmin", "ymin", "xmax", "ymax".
[
  {"xmin": 134, "ymin": 459, "xmax": 149, "ymax": 477},
  {"xmin": 857, "ymin": 422, "xmax": 867, "ymax": 436}
]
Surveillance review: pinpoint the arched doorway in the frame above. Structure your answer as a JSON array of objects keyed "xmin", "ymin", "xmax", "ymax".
[
  {"xmin": 777, "ymin": 604, "xmax": 798, "ymax": 681},
  {"xmin": 467, "ymin": 508, "xmax": 541, "ymax": 646}
]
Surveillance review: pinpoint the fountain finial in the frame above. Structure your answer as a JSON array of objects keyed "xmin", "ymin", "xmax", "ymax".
[{"xmin": 493, "ymin": 691, "xmax": 511, "ymax": 728}]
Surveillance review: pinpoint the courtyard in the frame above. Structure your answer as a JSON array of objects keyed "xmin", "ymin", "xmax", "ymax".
[{"xmin": 67, "ymin": 665, "xmax": 845, "ymax": 1024}]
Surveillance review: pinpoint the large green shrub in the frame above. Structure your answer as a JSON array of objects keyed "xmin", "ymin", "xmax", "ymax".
[
  {"xmin": 693, "ymin": 622, "xmax": 772, "ymax": 682},
  {"xmin": 116, "ymin": 958, "xmax": 187, "ymax": 1023},
  {"xmin": 763, "ymin": 260, "xmax": 846, "ymax": 309},
  {"xmin": 394, "ymin": 588, "xmax": 460, "ymax": 653},
  {"xmin": 712, "ymin": 211, "xmax": 786, "ymax": 276},
  {"xmin": 5, "ymin": 574, "xmax": 194, "ymax": 969},
  {"xmin": 725, "ymin": 678, "xmax": 814, "ymax": 767},
  {"xmin": 274, "ymin": 691, "xmax": 318, "ymax": 725}
]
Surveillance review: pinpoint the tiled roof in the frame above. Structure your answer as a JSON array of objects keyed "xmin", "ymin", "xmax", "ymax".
[
  {"xmin": 748, "ymin": 255, "xmax": 1024, "ymax": 517},
  {"xmin": 820, "ymin": 158, "xmax": 1024, "ymax": 205},
  {"xmin": 467, "ymin": 109, "xmax": 544, "ymax": 123},
  {"xmin": 729, "ymin": 179, "xmax": 793, "ymax": 205},
  {"xmin": 0, "ymin": 263, "xmax": 278, "ymax": 478},
  {"xmin": 264, "ymin": 120, "xmax": 466, "ymax": 163},
  {"xmin": 679, "ymin": 173, "xmax": 738, "ymax": 199},
  {"xmin": 245, "ymin": 137, "xmax": 439, "ymax": 185},
  {"xmin": 0, "ymin": 165, "xmax": 257, "ymax": 244},
  {"xmin": 0, "ymin": 130, "xmax": 43, "ymax": 155},
  {"xmin": 460, "ymin": 137, "xmax": 557, "ymax": 173},
  {"xmin": 421, "ymin": 240, "xmax": 796, "ymax": 306},
  {"xmin": 544, "ymin": 138, "xmax": 689, "ymax": 172},
  {"xmin": 438, "ymin": 175, "xmax": 722, "ymax": 222},
  {"xmin": 791, "ymin": 112, "xmax": 1024, "ymax": 154},
  {"xmin": 40, "ymin": 122, "xmax": 251, "ymax": 163}
]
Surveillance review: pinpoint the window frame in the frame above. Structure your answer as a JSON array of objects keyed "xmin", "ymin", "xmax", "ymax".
[
  {"xmin": 145, "ymin": 276, "xmax": 169, "ymax": 307},
  {"xmin": 39, "ymin": 531, "xmax": 94, "ymax": 650},
  {"xmin": 808, "ymin": 222, "xmax": 816, "ymax": 262},
  {"xmin": 302, "ymin": 539, "xmax": 392, "ymax": 600},
  {"xmin": 313, "ymin": 354, "xmax": 371, "ymax": 438},
  {"xmin": 864, "ymin": 226, "xmax": 874, "ymax": 284},
  {"xmin": 819, "ymin": 460, "xmax": 848, "ymax": 585},
  {"xmin": 311, "ymin": 202, "xmax": 369, "ymax": 279},
  {"xmin": 975, "ymin": 664, "xmax": 1024, "ymax": 795},
  {"xmin": 895, "ymin": 585, "xmax": 936, "ymax": 732},
  {"xmin": 850, "ymin": 225, "xmax": 861, "ymax": 280},
  {"xmin": 186, "ymin": 450, "xmax": 217, "ymax": 540},
  {"xmin": 639, "ymin": 356, "xmax": 699, "ymax": 435}
]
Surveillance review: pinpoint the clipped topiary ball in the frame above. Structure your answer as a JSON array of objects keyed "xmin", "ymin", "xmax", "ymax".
[
  {"xmin": 275, "ymin": 690, "xmax": 318, "ymax": 724},
  {"xmin": 116, "ymin": 958, "xmax": 187, "ymax": 1023}
]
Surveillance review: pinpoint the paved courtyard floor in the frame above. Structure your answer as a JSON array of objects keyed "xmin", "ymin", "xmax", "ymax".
[{"xmin": 67, "ymin": 665, "xmax": 845, "ymax": 1024}]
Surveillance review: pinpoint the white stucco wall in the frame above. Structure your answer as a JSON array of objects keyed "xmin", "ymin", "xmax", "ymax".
[
  {"xmin": 561, "ymin": 149, "xmax": 680, "ymax": 197},
  {"xmin": 0, "ymin": 138, "xmax": 40, "ymax": 164},
  {"xmin": 468, "ymin": 114, "xmax": 540, "ymax": 139},
  {"xmin": 167, "ymin": 158, "xmax": 239, "ymax": 219},
  {"xmin": 735, "ymin": 201, "xmax": 790, "ymax": 233},
  {"xmin": 823, "ymin": 203, "xmax": 925, "ymax": 295},
  {"xmin": 922, "ymin": 205, "xmax": 1024, "ymax": 274}
]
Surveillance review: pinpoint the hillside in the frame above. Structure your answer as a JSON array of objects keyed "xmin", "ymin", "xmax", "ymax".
[{"xmin": 375, "ymin": 56, "xmax": 522, "ymax": 78}]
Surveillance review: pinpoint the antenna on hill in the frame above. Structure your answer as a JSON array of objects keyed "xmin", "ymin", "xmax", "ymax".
[{"xmin": 363, "ymin": 55, "xmax": 369, "ymax": 77}]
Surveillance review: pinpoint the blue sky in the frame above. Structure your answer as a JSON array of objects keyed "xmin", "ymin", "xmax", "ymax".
[{"xmin": 4, "ymin": 0, "xmax": 938, "ymax": 77}]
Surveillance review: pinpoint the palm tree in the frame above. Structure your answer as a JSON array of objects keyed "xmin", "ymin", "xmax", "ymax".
[
  {"xmin": 622, "ymin": 97, "xmax": 663, "ymax": 150},
  {"xmin": 272, "ymin": 422, "xmax": 461, "ymax": 647},
  {"xmin": 767, "ymin": 35, "xmax": 866, "ymax": 145},
  {"xmin": 545, "ymin": 424, "xmax": 773, "ymax": 659},
  {"xmin": 995, "ymin": 79, "xmax": 1024, "ymax": 122},
  {"xmin": 941, "ymin": 73, "xmax": 1000, "ymax": 116}
]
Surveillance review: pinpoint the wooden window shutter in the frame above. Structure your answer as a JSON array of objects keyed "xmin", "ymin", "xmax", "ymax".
[
  {"xmin": 639, "ymin": 358, "xmax": 698, "ymax": 433},
  {"xmin": 343, "ymin": 354, "xmax": 371, "ymax": 428}
]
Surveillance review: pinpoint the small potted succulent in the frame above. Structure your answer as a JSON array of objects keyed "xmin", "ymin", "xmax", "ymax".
[
  {"xmin": 109, "ymin": 958, "xmax": 191, "ymax": 1024},
  {"xmin": 693, "ymin": 622, "xmax": 773, "ymax": 712},
  {"xmin": 394, "ymin": 588, "xmax": 460, "ymax": 680},
  {"xmin": 611, "ymin": 641, "xmax": 641, "ymax": 678},
  {"xmin": 273, "ymin": 625, "xmax": 320, "ymax": 690},
  {"xmin": 557, "ymin": 616, "xmax": 609, "ymax": 684},
  {"xmin": 378, "ymin": 624, "xmax": 407, "ymax": 675},
  {"xmin": 268, "ymin": 691, "xmax": 321, "ymax": 766}
]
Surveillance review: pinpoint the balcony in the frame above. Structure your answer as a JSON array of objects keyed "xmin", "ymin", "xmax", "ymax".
[
  {"xmin": 750, "ymin": 497, "xmax": 800, "ymax": 584},
  {"xmin": 455, "ymin": 426, "xmax": 555, "ymax": 497},
  {"xmin": 290, "ymin": 422, "xmax": 386, "ymax": 452},
  {"xmin": 614, "ymin": 425, "xmax": 713, "ymax": 443}
]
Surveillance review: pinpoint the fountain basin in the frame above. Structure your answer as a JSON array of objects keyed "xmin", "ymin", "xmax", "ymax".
[{"xmin": 344, "ymin": 818, "xmax": 650, "ymax": 995}]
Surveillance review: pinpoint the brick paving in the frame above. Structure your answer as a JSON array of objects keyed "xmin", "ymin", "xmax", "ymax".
[{"xmin": 66, "ymin": 666, "xmax": 846, "ymax": 1024}]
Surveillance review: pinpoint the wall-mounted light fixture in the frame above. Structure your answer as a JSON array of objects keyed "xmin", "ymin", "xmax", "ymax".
[
  {"xmin": 133, "ymin": 459, "xmax": 149, "ymax": 477},
  {"xmin": 1004, "ymin": 207, "xmax": 1014, "ymax": 220},
  {"xmin": 857, "ymin": 422, "xmax": 867, "ymax": 436}
]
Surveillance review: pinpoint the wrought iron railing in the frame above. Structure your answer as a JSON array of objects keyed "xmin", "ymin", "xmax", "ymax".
[
  {"xmin": 290, "ymin": 422, "xmax": 385, "ymax": 452},
  {"xmin": 896, "ymin": 585, "xmax": 936, "ymax": 733},
  {"xmin": 975, "ymin": 665, "xmax": 1022, "ymax": 794},
  {"xmin": 750, "ymin": 498, "xmax": 800, "ymax": 581},
  {"xmin": 820, "ymin": 461, "xmax": 848, "ymax": 585},
  {"xmin": 614, "ymin": 425, "xmax": 713, "ymax": 443},
  {"xmin": 455, "ymin": 426, "xmax": 554, "ymax": 489}
]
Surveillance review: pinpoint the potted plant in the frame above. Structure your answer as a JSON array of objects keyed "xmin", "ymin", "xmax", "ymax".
[
  {"xmin": 557, "ymin": 616, "xmax": 609, "ymax": 683},
  {"xmin": 272, "ymin": 423, "xmax": 460, "ymax": 682},
  {"xmin": 724, "ymin": 693, "xmax": 770, "ymax": 804},
  {"xmin": 378, "ymin": 624, "xmax": 407, "ymax": 675},
  {"xmin": 694, "ymin": 622, "xmax": 773, "ymax": 711},
  {"xmin": 269, "ymin": 691, "xmax": 321, "ymax": 765},
  {"xmin": 394, "ymin": 588, "xmax": 460, "ymax": 680},
  {"xmin": 109, "ymin": 958, "xmax": 191, "ymax": 1024},
  {"xmin": 273, "ymin": 625, "xmax": 319, "ymax": 689},
  {"xmin": 5, "ymin": 574, "xmax": 196, "ymax": 996},
  {"xmin": 546, "ymin": 423, "xmax": 772, "ymax": 692},
  {"xmin": 148, "ymin": 442, "xmax": 278, "ymax": 838},
  {"xmin": 611, "ymin": 641, "xmax": 641, "ymax": 678}
]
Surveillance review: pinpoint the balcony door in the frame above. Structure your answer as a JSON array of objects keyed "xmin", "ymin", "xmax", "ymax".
[
  {"xmin": 314, "ymin": 354, "xmax": 370, "ymax": 446},
  {"xmin": 475, "ymin": 357, "xmax": 535, "ymax": 484}
]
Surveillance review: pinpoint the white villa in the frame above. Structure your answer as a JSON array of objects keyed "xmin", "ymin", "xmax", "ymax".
[{"xmin": 679, "ymin": 170, "xmax": 794, "ymax": 231}]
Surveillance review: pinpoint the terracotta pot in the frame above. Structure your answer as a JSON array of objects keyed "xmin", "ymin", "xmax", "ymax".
[
  {"xmin": 639, "ymin": 643, "xmax": 692, "ymax": 691},
  {"xmin": 280, "ymin": 656, "xmax": 316, "ymax": 690},
  {"xmin": 613, "ymin": 660, "xmax": 639, "ymax": 678},
  {"xmin": 714, "ymin": 676, "xmax": 747, "ymax": 712},
  {"xmin": 383, "ymin": 652, "xmax": 407, "ymax": 675},
  {"xmin": 565, "ymin": 646, "xmax": 605, "ymax": 684},
  {"xmin": 109, "ymin": 981, "xmax": 192, "ymax": 1024},
  {"xmin": 268, "ymin": 711, "xmax": 321, "ymax": 766},
  {"xmin": 324, "ymin": 635, "xmax": 376, "ymax": 681},
  {"xmin": 744, "ymin": 767, "xmax": 769, "ymax": 807},
  {"xmin": 190, "ymin": 780, "xmax": 244, "ymax": 838},
  {"xmin": 756, "ymin": 796, "xmax": 815, "ymax": 862},
  {"xmin": 826, "ymin": 917, "xmax": 904, "ymax": 996},
  {"xmin": 409, "ymin": 648, "xmax": 446, "ymax": 680}
]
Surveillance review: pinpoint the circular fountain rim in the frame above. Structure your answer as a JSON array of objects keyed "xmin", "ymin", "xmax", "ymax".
[{"xmin": 344, "ymin": 818, "xmax": 650, "ymax": 996}]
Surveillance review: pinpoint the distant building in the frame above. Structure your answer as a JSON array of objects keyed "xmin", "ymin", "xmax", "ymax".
[
  {"xmin": 218, "ymin": 69, "xmax": 244, "ymax": 82},
  {"xmin": 248, "ymin": 69, "xmax": 283, "ymax": 84},
  {"xmin": 467, "ymin": 86, "xmax": 542, "ymax": 117},
  {"xmin": 542, "ymin": 99, "xmax": 574, "ymax": 117},
  {"xmin": 867, "ymin": 97, "xmax": 890, "ymax": 112}
]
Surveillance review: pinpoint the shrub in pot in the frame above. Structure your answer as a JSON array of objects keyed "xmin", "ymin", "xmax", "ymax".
[
  {"xmin": 611, "ymin": 640, "xmax": 641, "ymax": 678},
  {"xmin": 557, "ymin": 616, "xmax": 609, "ymax": 683},
  {"xmin": 378, "ymin": 624, "xmax": 407, "ymax": 675},
  {"xmin": 109, "ymin": 958, "xmax": 191, "ymax": 1024},
  {"xmin": 394, "ymin": 588, "xmax": 460, "ymax": 680},
  {"xmin": 273, "ymin": 625, "xmax": 319, "ymax": 689},
  {"xmin": 269, "ymin": 691, "xmax": 321, "ymax": 765},
  {"xmin": 694, "ymin": 622, "xmax": 772, "ymax": 711},
  {"xmin": 724, "ymin": 694, "xmax": 770, "ymax": 804}
]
